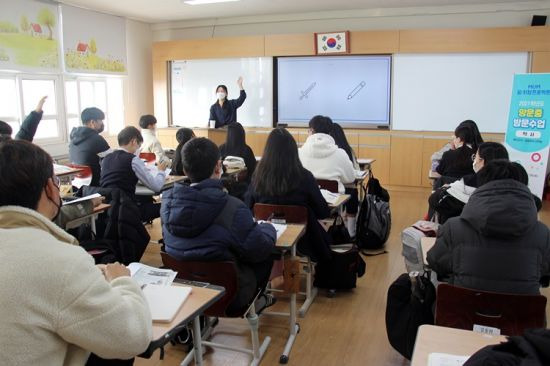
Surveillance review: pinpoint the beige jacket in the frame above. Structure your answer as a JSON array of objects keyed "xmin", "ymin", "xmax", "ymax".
[
  {"xmin": 141, "ymin": 128, "xmax": 170, "ymax": 165},
  {"xmin": 0, "ymin": 206, "xmax": 152, "ymax": 365}
]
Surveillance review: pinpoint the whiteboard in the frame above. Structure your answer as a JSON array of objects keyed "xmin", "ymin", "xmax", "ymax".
[
  {"xmin": 392, "ymin": 53, "xmax": 529, "ymax": 133},
  {"xmin": 171, "ymin": 58, "xmax": 273, "ymax": 128}
]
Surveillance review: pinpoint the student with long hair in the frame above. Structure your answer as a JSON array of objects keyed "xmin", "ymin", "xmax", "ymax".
[
  {"xmin": 219, "ymin": 122, "xmax": 256, "ymax": 179},
  {"xmin": 247, "ymin": 128, "xmax": 332, "ymax": 262},
  {"xmin": 330, "ymin": 122, "xmax": 360, "ymax": 236},
  {"xmin": 171, "ymin": 128, "xmax": 195, "ymax": 176},
  {"xmin": 435, "ymin": 125, "xmax": 476, "ymax": 179}
]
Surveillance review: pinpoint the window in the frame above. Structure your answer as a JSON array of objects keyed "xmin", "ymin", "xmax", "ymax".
[
  {"xmin": 0, "ymin": 74, "xmax": 63, "ymax": 142},
  {"xmin": 20, "ymin": 78, "xmax": 60, "ymax": 140},
  {"xmin": 0, "ymin": 77, "xmax": 19, "ymax": 135},
  {"xmin": 65, "ymin": 77, "xmax": 125, "ymax": 136}
]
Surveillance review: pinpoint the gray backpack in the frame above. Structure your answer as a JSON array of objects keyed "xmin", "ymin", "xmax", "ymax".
[{"xmin": 356, "ymin": 193, "xmax": 391, "ymax": 250}]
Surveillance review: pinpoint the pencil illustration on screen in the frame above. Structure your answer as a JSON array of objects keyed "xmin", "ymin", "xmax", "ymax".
[
  {"xmin": 299, "ymin": 82, "xmax": 317, "ymax": 100},
  {"xmin": 347, "ymin": 81, "xmax": 366, "ymax": 100}
]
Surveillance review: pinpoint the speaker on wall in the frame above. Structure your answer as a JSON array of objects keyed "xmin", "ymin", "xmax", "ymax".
[{"xmin": 531, "ymin": 15, "xmax": 547, "ymax": 26}]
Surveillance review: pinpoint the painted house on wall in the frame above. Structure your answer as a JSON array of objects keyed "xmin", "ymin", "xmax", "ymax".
[
  {"xmin": 77, "ymin": 42, "xmax": 88, "ymax": 55},
  {"xmin": 30, "ymin": 23, "xmax": 42, "ymax": 37}
]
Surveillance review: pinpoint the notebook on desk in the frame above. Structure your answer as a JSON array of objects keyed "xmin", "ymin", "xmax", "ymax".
[{"xmin": 143, "ymin": 284, "xmax": 192, "ymax": 323}]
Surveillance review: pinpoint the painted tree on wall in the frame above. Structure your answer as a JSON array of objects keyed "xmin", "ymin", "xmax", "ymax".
[
  {"xmin": 37, "ymin": 8, "xmax": 55, "ymax": 40},
  {"xmin": 89, "ymin": 38, "xmax": 97, "ymax": 54},
  {"xmin": 20, "ymin": 15, "xmax": 30, "ymax": 34}
]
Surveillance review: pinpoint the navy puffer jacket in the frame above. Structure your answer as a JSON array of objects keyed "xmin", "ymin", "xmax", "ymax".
[{"xmin": 161, "ymin": 179, "xmax": 276, "ymax": 263}]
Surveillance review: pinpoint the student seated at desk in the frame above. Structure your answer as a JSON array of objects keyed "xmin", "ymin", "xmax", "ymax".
[
  {"xmin": 435, "ymin": 125, "xmax": 476, "ymax": 183},
  {"xmin": 170, "ymin": 127, "xmax": 195, "ymax": 176},
  {"xmin": 100, "ymin": 126, "xmax": 168, "ymax": 222},
  {"xmin": 330, "ymin": 122, "xmax": 360, "ymax": 237},
  {"xmin": 427, "ymin": 160, "xmax": 550, "ymax": 295},
  {"xmin": 247, "ymin": 128, "xmax": 333, "ymax": 262},
  {"xmin": 428, "ymin": 142, "xmax": 509, "ymax": 223},
  {"xmin": 431, "ymin": 119, "xmax": 483, "ymax": 172},
  {"xmin": 219, "ymin": 122, "xmax": 256, "ymax": 180},
  {"xmin": 0, "ymin": 140, "xmax": 152, "ymax": 365},
  {"xmin": 161, "ymin": 137, "xmax": 277, "ymax": 313},
  {"xmin": 139, "ymin": 114, "xmax": 170, "ymax": 166},
  {"xmin": 69, "ymin": 107, "xmax": 111, "ymax": 187},
  {"xmin": 299, "ymin": 115, "xmax": 355, "ymax": 194}
]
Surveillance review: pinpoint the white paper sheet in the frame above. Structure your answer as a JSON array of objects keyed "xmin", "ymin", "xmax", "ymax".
[{"xmin": 428, "ymin": 353, "xmax": 470, "ymax": 366}]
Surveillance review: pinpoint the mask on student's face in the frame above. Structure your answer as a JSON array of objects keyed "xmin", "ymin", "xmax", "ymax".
[
  {"xmin": 473, "ymin": 160, "xmax": 481, "ymax": 173},
  {"xmin": 46, "ymin": 178, "xmax": 62, "ymax": 222},
  {"xmin": 216, "ymin": 92, "xmax": 226, "ymax": 101},
  {"xmin": 96, "ymin": 121, "xmax": 105, "ymax": 133}
]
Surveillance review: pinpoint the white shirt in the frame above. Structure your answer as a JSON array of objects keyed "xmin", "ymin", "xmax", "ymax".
[
  {"xmin": 298, "ymin": 133, "xmax": 356, "ymax": 194},
  {"xmin": 141, "ymin": 128, "xmax": 170, "ymax": 165}
]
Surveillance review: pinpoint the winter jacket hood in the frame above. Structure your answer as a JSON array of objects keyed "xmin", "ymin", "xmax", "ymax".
[
  {"xmin": 70, "ymin": 126, "xmax": 99, "ymax": 145},
  {"xmin": 299, "ymin": 133, "xmax": 339, "ymax": 159},
  {"xmin": 461, "ymin": 179, "xmax": 537, "ymax": 238}
]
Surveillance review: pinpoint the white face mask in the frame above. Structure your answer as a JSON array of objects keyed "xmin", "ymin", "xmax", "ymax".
[
  {"xmin": 473, "ymin": 160, "xmax": 481, "ymax": 173},
  {"xmin": 216, "ymin": 92, "xmax": 226, "ymax": 100}
]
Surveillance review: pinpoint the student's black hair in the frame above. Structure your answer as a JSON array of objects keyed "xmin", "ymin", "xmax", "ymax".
[
  {"xmin": 252, "ymin": 128, "xmax": 303, "ymax": 197},
  {"xmin": 0, "ymin": 120, "xmax": 13, "ymax": 137},
  {"xmin": 172, "ymin": 128, "xmax": 195, "ymax": 175},
  {"xmin": 182, "ymin": 137, "xmax": 220, "ymax": 183},
  {"xmin": 224, "ymin": 122, "xmax": 247, "ymax": 158},
  {"xmin": 81, "ymin": 107, "xmax": 105, "ymax": 124},
  {"xmin": 477, "ymin": 142, "xmax": 509, "ymax": 164},
  {"xmin": 139, "ymin": 114, "xmax": 157, "ymax": 129},
  {"xmin": 0, "ymin": 140, "xmax": 53, "ymax": 209},
  {"xmin": 454, "ymin": 125, "xmax": 475, "ymax": 146},
  {"xmin": 330, "ymin": 122, "xmax": 355, "ymax": 163},
  {"xmin": 309, "ymin": 115, "xmax": 333, "ymax": 134},
  {"xmin": 216, "ymin": 85, "xmax": 228, "ymax": 95},
  {"xmin": 478, "ymin": 159, "xmax": 529, "ymax": 186},
  {"xmin": 458, "ymin": 119, "xmax": 483, "ymax": 150},
  {"xmin": 118, "ymin": 126, "xmax": 143, "ymax": 146}
]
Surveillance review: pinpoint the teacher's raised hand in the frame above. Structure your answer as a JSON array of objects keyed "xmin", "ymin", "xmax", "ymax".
[{"xmin": 237, "ymin": 76, "xmax": 244, "ymax": 90}]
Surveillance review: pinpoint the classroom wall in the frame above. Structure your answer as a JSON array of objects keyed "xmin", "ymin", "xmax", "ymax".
[
  {"xmin": 151, "ymin": 1, "xmax": 550, "ymax": 41},
  {"xmin": 124, "ymin": 19, "xmax": 154, "ymax": 128}
]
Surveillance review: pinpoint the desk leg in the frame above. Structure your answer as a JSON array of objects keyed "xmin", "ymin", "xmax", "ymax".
[
  {"xmin": 192, "ymin": 316, "xmax": 203, "ymax": 366},
  {"xmin": 280, "ymin": 246, "xmax": 299, "ymax": 364}
]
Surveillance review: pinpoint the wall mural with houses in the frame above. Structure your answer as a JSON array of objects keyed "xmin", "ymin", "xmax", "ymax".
[
  {"xmin": 0, "ymin": 0, "xmax": 59, "ymax": 70},
  {"xmin": 62, "ymin": 5, "xmax": 126, "ymax": 74}
]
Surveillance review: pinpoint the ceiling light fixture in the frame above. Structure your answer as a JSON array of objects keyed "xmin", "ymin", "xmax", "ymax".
[{"xmin": 183, "ymin": 0, "xmax": 240, "ymax": 5}]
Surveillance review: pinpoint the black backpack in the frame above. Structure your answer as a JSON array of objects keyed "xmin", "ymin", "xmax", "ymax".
[
  {"xmin": 314, "ymin": 244, "xmax": 366, "ymax": 290},
  {"xmin": 356, "ymin": 192, "xmax": 391, "ymax": 250},
  {"xmin": 385, "ymin": 272, "xmax": 436, "ymax": 360}
]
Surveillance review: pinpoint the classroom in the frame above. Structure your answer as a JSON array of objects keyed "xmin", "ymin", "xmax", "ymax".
[{"xmin": 1, "ymin": 0, "xmax": 550, "ymax": 365}]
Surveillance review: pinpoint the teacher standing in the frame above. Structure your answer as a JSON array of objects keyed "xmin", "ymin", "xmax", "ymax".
[{"xmin": 209, "ymin": 76, "xmax": 247, "ymax": 128}]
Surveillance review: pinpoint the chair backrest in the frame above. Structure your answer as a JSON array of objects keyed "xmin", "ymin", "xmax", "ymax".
[
  {"xmin": 317, "ymin": 179, "xmax": 339, "ymax": 193},
  {"xmin": 435, "ymin": 283, "xmax": 547, "ymax": 336},
  {"xmin": 253, "ymin": 203, "xmax": 307, "ymax": 224},
  {"xmin": 139, "ymin": 152, "xmax": 156, "ymax": 164},
  {"xmin": 160, "ymin": 252, "xmax": 239, "ymax": 317},
  {"xmin": 66, "ymin": 163, "xmax": 92, "ymax": 179}
]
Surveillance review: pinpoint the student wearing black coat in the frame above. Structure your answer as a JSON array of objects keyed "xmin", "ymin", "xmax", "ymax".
[
  {"xmin": 246, "ymin": 128, "xmax": 333, "ymax": 262},
  {"xmin": 427, "ymin": 160, "xmax": 550, "ymax": 295},
  {"xmin": 435, "ymin": 125, "xmax": 476, "ymax": 180}
]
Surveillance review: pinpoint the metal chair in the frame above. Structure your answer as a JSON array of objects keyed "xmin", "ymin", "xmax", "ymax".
[
  {"xmin": 253, "ymin": 203, "xmax": 316, "ymax": 317},
  {"xmin": 161, "ymin": 253, "xmax": 270, "ymax": 366},
  {"xmin": 435, "ymin": 283, "xmax": 547, "ymax": 336}
]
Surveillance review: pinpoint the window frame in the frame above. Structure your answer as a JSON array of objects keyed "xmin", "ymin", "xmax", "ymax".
[{"xmin": 64, "ymin": 75, "xmax": 125, "ymax": 137}]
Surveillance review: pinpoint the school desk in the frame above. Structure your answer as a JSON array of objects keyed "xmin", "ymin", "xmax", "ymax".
[
  {"xmin": 135, "ymin": 175, "xmax": 187, "ymax": 196},
  {"xmin": 64, "ymin": 203, "xmax": 111, "ymax": 235}
]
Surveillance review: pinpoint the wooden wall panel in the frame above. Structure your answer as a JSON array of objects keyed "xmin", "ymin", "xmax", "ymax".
[
  {"xmin": 157, "ymin": 128, "xmax": 178, "ymax": 148},
  {"xmin": 152, "ymin": 36, "xmax": 265, "ymax": 61},
  {"xmin": 246, "ymin": 130, "xmax": 271, "ymax": 156},
  {"xmin": 350, "ymin": 31, "xmax": 399, "ymax": 54},
  {"xmin": 358, "ymin": 133, "xmax": 391, "ymax": 146},
  {"xmin": 358, "ymin": 146, "xmax": 390, "ymax": 184},
  {"xmin": 532, "ymin": 52, "xmax": 550, "ymax": 73},
  {"xmin": 153, "ymin": 61, "xmax": 169, "ymax": 128},
  {"xmin": 265, "ymin": 33, "xmax": 315, "ymax": 56},
  {"xmin": 390, "ymin": 135, "xmax": 423, "ymax": 186},
  {"xmin": 399, "ymin": 27, "xmax": 550, "ymax": 53}
]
